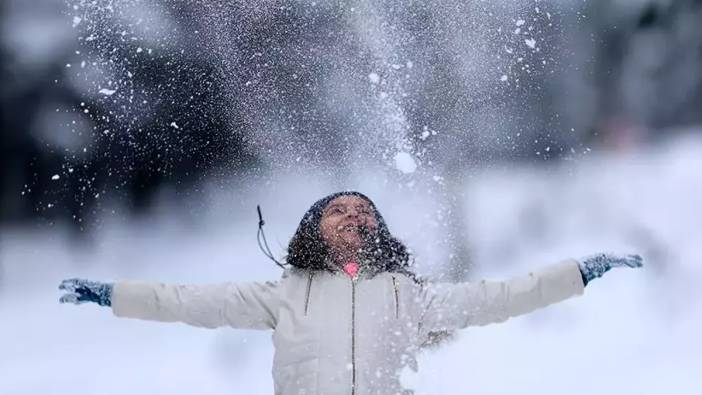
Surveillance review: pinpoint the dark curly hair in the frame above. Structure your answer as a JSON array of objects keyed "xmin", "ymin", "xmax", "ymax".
[{"xmin": 286, "ymin": 191, "xmax": 414, "ymax": 275}]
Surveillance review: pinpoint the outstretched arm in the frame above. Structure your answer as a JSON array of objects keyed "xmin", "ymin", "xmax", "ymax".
[
  {"xmin": 59, "ymin": 278, "xmax": 281, "ymax": 330},
  {"xmin": 419, "ymin": 253, "xmax": 643, "ymax": 333}
]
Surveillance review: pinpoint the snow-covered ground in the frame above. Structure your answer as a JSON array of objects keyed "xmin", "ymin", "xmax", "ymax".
[{"xmin": 1, "ymin": 134, "xmax": 700, "ymax": 394}]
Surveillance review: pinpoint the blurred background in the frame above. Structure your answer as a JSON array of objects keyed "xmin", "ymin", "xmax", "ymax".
[{"xmin": 1, "ymin": 0, "xmax": 700, "ymax": 394}]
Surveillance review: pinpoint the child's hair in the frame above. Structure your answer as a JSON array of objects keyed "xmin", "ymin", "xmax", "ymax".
[{"xmin": 286, "ymin": 191, "xmax": 414, "ymax": 275}]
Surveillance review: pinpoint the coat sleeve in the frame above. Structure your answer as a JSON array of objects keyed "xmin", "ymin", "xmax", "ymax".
[
  {"xmin": 419, "ymin": 259, "xmax": 584, "ymax": 333},
  {"xmin": 111, "ymin": 280, "xmax": 281, "ymax": 330}
]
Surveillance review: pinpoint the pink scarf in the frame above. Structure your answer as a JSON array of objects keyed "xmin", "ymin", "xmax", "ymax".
[{"xmin": 342, "ymin": 261, "xmax": 359, "ymax": 278}]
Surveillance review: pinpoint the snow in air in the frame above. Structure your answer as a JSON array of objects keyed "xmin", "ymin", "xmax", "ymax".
[{"xmin": 394, "ymin": 152, "xmax": 417, "ymax": 174}]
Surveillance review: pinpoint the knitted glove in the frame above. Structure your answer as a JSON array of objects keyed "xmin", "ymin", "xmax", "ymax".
[
  {"xmin": 578, "ymin": 253, "xmax": 643, "ymax": 286},
  {"xmin": 59, "ymin": 278, "xmax": 113, "ymax": 307}
]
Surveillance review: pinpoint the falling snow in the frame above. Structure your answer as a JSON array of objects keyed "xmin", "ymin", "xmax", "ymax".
[
  {"xmin": 3, "ymin": 0, "xmax": 701, "ymax": 394},
  {"xmin": 98, "ymin": 88, "xmax": 116, "ymax": 95},
  {"xmin": 394, "ymin": 152, "xmax": 417, "ymax": 174}
]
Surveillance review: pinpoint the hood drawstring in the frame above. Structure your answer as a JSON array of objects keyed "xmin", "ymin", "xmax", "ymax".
[{"xmin": 257, "ymin": 205, "xmax": 286, "ymax": 269}]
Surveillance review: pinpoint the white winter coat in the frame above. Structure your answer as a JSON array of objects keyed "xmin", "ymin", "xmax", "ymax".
[{"xmin": 111, "ymin": 259, "xmax": 584, "ymax": 395}]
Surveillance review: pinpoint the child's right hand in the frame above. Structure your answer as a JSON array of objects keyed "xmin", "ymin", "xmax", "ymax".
[{"xmin": 59, "ymin": 278, "xmax": 113, "ymax": 307}]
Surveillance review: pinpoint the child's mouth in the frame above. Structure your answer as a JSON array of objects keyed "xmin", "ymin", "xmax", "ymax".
[{"xmin": 339, "ymin": 224, "xmax": 360, "ymax": 233}]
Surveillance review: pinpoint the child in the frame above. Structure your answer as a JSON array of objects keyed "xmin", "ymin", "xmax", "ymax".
[{"xmin": 59, "ymin": 191, "xmax": 642, "ymax": 395}]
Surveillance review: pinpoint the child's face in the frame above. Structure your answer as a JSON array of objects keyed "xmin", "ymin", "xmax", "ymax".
[{"xmin": 319, "ymin": 195, "xmax": 379, "ymax": 258}]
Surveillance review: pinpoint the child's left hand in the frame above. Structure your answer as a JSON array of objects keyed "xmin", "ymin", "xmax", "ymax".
[{"xmin": 578, "ymin": 253, "xmax": 643, "ymax": 285}]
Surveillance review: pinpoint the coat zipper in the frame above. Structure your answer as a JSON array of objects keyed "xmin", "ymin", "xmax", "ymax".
[
  {"xmin": 350, "ymin": 277, "xmax": 357, "ymax": 395},
  {"xmin": 304, "ymin": 271, "xmax": 314, "ymax": 316},
  {"xmin": 391, "ymin": 276, "xmax": 400, "ymax": 319}
]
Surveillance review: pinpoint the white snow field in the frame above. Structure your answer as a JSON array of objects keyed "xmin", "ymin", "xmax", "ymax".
[{"xmin": 1, "ymin": 134, "xmax": 700, "ymax": 394}]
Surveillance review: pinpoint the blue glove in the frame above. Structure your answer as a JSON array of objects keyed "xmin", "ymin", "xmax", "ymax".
[
  {"xmin": 578, "ymin": 253, "xmax": 643, "ymax": 286},
  {"xmin": 59, "ymin": 278, "xmax": 113, "ymax": 307}
]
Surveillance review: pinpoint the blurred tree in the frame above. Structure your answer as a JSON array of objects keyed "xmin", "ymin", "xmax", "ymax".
[
  {"xmin": 564, "ymin": 0, "xmax": 702, "ymax": 147},
  {"xmin": 0, "ymin": 0, "xmax": 259, "ymax": 231}
]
